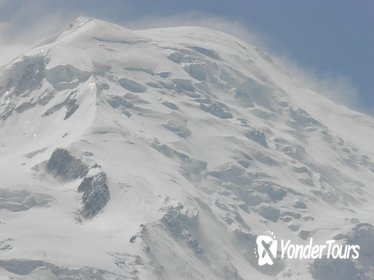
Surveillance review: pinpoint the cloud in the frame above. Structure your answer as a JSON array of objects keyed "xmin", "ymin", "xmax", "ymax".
[
  {"xmin": 0, "ymin": 0, "xmax": 132, "ymax": 66},
  {"xmin": 0, "ymin": 3, "xmax": 366, "ymax": 114},
  {"xmin": 274, "ymin": 54, "xmax": 361, "ymax": 110},
  {"xmin": 125, "ymin": 12, "xmax": 268, "ymax": 48},
  {"xmin": 0, "ymin": 0, "xmax": 77, "ymax": 66},
  {"xmin": 124, "ymin": 12, "xmax": 364, "ymax": 112},
  {"xmin": 0, "ymin": 20, "xmax": 26, "ymax": 66}
]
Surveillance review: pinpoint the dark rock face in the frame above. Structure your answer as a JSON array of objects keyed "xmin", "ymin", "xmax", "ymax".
[
  {"xmin": 200, "ymin": 102, "xmax": 233, "ymax": 119},
  {"xmin": 46, "ymin": 149, "xmax": 110, "ymax": 219},
  {"xmin": 107, "ymin": 95, "xmax": 133, "ymax": 109},
  {"xmin": 0, "ymin": 188, "xmax": 54, "ymax": 212},
  {"xmin": 46, "ymin": 149, "xmax": 89, "ymax": 181},
  {"xmin": 0, "ymin": 259, "xmax": 128, "ymax": 279},
  {"xmin": 346, "ymin": 223, "xmax": 374, "ymax": 275},
  {"xmin": 14, "ymin": 102, "xmax": 36, "ymax": 113},
  {"xmin": 42, "ymin": 91, "xmax": 80, "ymax": 120},
  {"xmin": 45, "ymin": 65, "xmax": 91, "ymax": 91},
  {"xmin": 160, "ymin": 204, "xmax": 205, "ymax": 259},
  {"xmin": 118, "ymin": 78, "xmax": 147, "ymax": 93},
  {"xmin": 256, "ymin": 205, "xmax": 280, "ymax": 222},
  {"xmin": 311, "ymin": 258, "xmax": 360, "ymax": 280},
  {"xmin": 190, "ymin": 46, "xmax": 220, "ymax": 60},
  {"xmin": 78, "ymin": 172, "xmax": 110, "ymax": 218},
  {"xmin": 245, "ymin": 130, "xmax": 268, "ymax": 148},
  {"xmin": 64, "ymin": 98, "xmax": 79, "ymax": 120},
  {"xmin": 0, "ymin": 56, "xmax": 46, "ymax": 96},
  {"xmin": 310, "ymin": 223, "xmax": 374, "ymax": 280},
  {"xmin": 152, "ymin": 142, "xmax": 207, "ymax": 179}
]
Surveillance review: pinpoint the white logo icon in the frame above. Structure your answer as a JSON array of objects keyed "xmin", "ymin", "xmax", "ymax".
[{"xmin": 256, "ymin": 231, "xmax": 277, "ymax": 266}]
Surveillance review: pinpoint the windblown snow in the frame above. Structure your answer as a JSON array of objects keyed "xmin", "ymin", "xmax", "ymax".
[{"xmin": 0, "ymin": 17, "xmax": 373, "ymax": 280}]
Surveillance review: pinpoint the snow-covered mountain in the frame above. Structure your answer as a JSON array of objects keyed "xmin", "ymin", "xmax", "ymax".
[{"xmin": 0, "ymin": 17, "xmax": 373, "ymax": 280}]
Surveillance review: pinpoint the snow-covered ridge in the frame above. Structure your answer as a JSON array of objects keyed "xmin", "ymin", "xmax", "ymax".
[{"xmin": 0, "ymin": 17, "xmax": 373, "ymax": 280}]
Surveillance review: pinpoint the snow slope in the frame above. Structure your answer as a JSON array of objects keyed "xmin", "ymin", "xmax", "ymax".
[{"xmin": 0, "ymin": 17, "xmax": 373, "ymax": 279}]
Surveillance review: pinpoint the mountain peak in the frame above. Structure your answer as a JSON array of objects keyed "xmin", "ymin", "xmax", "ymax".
[
  {"xmin": 53, "ymin": 16, "xmax": 134, "ymax": 46},
  {"xmin": 66, "ymin": 16, "xmax": 119, "ymax": 31},
  {"xmin": 68, "ymin": 15, "xmax": 93, "ymax": 28},
  {"xmin": 1, "ymin": 17, "xmax": 374, "ymax": 280}
]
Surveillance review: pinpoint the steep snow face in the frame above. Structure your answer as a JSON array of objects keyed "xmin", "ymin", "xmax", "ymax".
[{"xmin": 0, "ymin": 17, "xmax": 374, "ymax": 280}]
